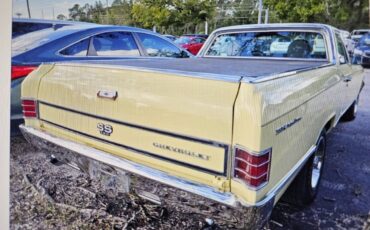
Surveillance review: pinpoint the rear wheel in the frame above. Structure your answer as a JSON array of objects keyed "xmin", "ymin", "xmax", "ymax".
[
  {"xmin": 282, "ymin": 131, "xmax": 326, "ymax": 206},
  {"xmin": 342, "ymin": 96, "xmax": 359, "ymax": 121}
]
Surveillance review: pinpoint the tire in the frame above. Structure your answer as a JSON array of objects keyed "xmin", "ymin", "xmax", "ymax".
[
  {"xmin": 342, "ymin": 96, "xmax": 359, "ymax": 121},
  {"xmin": 282, "ymin": 131, "xmax": 326, "ymax": 206}
]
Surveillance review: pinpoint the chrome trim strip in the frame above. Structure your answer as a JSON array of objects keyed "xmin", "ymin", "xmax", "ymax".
[
  {"xmin": 40, "ymin": 119, "xmax": 227, "ymax": 176},
  {"xmin": 244, "ymin": 63, "xmax": 335, "ymax": 83},
  {"xmin": 234, "ymin": 145, "xmax": 272, "ymax": 156},
  {"xmin": 38, "ymin": 101, "xmax": 228, "ymax": 149},
  {"xmin": 234, "ymin": 169, "xmax": 268, "ymax": 180},
  {"xmin": 53, "ymin": 62, "xmax": 244, "ymax": 83},
  {"xmin": 234, "ymin": 157, "xmax": 270, "ymax": 168}
]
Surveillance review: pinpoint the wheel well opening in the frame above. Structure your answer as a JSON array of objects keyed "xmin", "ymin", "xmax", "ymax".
[{"xmin": 324, "ymin": 116, "xmax": 335, "ymax": 132}]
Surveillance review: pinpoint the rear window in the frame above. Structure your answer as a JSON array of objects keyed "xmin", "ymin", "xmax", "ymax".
[
  {"xmin": 12, "ymin": 28, "xmax": 57, "ymax": 55},
  {"xmin": 205, "ymin": 31, "xmax": 327, "ymax": 59},
  {"xmin": 12, "ymin": 22, "xmax": 52, "ymax": 38}
]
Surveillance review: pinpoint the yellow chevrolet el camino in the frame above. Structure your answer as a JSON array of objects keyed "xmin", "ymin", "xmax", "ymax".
[{"xmin": 20, "ymin": 24, "xmax": 364, "ymax": 228}]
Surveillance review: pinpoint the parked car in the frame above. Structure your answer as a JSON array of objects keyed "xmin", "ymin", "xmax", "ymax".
[
  {"xmin": 12, "ymin": 18, "xmax": 87, "ymax": 38},
  {"xmin": 11, "ymin": 24, "xmax": 192, "ymax": 135},
  {"xmin": 20, "ymin": 23, "xmax": 364, "ymax": 228},
  {"xmin": 353, "ymin": 33, "xmax": 370, "ymax": 67},
  {"xmin": 351, "ymin": 29, "xmax": 370, "ymax": 43},
  {"xmin": 175, "ymin": 36, "xmax": 206, "ymax": 55}
]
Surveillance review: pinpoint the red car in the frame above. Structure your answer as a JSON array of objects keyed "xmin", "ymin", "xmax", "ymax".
[{"xmin": 175, "ymin": 36, "xmax": 206, "ymax": 55}]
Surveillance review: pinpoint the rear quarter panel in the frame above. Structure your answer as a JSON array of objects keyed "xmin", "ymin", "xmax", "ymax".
[{"xmin": 231, "ymin": 65, "xmax": 352, "ymax": 203}]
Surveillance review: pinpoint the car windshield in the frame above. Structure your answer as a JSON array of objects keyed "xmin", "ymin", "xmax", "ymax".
[
  {"xmin": 175, "ymin": 37, "xmax": 191, "ymax": 45},
  {"xmin": 205, "ymin": 31, "xmax": 327, "ymax": 59}
]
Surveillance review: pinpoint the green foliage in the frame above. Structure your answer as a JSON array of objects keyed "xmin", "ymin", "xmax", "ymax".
[
  {"xmin": 265, "ymin": 0, "xmax": 369, "ymax": 30},
  {"xmin": 131, "ymin": 0, "xmax": 216, "ymax": 34},
  {"xmin": 264, "ymin": 0, "xmax": 325, "ymax": 22}
]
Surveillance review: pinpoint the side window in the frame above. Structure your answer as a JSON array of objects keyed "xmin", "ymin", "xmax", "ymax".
[
  {"xmin": 92, "ymin": 32, "xmax": 140, "ymax": 56},
  {"xmin": 335, "ymin": 33, "xmax": 349, "ymax": 64},
  {"xmin": 137, "ymin": 33, "xmax": 182, "ymax": 58},
  {"xmin": 60, "ymin": 38, "xmax": 90, "ymax": 56}
]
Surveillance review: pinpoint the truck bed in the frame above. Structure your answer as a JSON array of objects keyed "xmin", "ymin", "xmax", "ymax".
[{"xmin": 64, "ymin": 58, "xmax": 329, "ymax": 80}]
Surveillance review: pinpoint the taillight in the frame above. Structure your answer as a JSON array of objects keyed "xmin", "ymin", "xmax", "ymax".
[
  {"xmin": 234, "ymin": 147, "xmax": 271, "ymax": 189},
  {"xmin": 11, "ymin": 65, "xmax": 38, "ymax": 80},
  {"xmin": 22, "ymin": 99, "xmax": 37, "ymax": 118}
]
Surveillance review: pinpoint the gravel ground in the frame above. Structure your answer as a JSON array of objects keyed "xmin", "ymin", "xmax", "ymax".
[{"xmin": 10, "ymin": 71, "xmax": 370, "ymax": 229}]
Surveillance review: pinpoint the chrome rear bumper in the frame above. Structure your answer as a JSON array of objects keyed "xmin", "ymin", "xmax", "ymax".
[{"xmin": 20, "ymin": 125, "xmax": 274, "ymax": 229}]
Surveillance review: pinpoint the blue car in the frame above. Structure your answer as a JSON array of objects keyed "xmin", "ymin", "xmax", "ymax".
[
  {"xmin": 11, "ymin": 24, "xmax": 192, "ymax": 135},
  {"xmin": 353, "ymin": 33, "xmax": 370, "ymax": 68}
]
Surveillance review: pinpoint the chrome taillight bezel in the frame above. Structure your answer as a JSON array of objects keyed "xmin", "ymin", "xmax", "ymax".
[
  {"xmin": 21, "ymin": 98, "xmax": 38, "ymax": 119},
  {"xmin": 232, "ymin": 145, "xmax": 272, "ymax": 190}
]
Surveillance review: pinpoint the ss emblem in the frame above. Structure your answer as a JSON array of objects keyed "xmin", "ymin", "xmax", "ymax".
[{"xmin": 97, "ymin": 123, "xmax": 113, "ymax": 136}]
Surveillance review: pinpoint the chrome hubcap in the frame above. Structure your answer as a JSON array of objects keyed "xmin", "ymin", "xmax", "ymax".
[{"xmin": 311, "ymin": 138, "xmax": 324, "ymax": 189}]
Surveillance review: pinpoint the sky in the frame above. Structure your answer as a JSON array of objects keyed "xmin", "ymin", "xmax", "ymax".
[{"xmin": 12, "ymin": 0, "xmax": 109, "ymax": 20}]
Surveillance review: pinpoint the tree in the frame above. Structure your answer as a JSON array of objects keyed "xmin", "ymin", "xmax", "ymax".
[
  {"xmin": 264, "ymin": 0, "xmax": 325, "ymax": 22},
  {"xmin": 108, "ymin": 0, "xmax": 135, "ymax": 25},
  {"xmin": 264, "ymin": 0, "xmax": 369, "ymax": 30},
  {"xmin": 323, "ymin": 0, "xmax": 368, "ymax": 30},
  {"xmin": 131, "ymin": 0, "xmax": 216, "ymax": 34},
  {"xmin": 69, "ymin": 4, "xmax": 86, "ymax": 21},
  {"xmin": 131, "ymin": 0, "xmax": 173, "ymax": 29},
  {"xmin": 57, "ymin": 14, "xmax": 67, "ymax": 20}
]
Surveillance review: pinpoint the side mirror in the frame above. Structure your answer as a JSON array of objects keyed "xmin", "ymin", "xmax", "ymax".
[{"xmin": 339, "ymin": 55, "xmax": 346, "ymax": 64}]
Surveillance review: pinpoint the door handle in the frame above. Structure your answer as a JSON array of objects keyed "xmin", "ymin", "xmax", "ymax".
[{"xmin": 343, "ymin": 76, "xmax": 352, "ymax": 82}]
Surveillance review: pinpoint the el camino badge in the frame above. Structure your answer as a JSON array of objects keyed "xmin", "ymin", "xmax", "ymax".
[
  {"xmin": 97, "ymin": 123, "xmax": 113, "ymax": 136},
  {"xmin": 275, "ymin": 117, "xmax": 302, "ymax": 135},
  {"xmin": 97, "ymin": 90, "xmax": 118, "ymax": 100}
]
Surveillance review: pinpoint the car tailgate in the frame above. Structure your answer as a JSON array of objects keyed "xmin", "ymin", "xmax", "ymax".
[{"xmin": 36, "ymin": 63, "xmax": 241, "ymax": 189}]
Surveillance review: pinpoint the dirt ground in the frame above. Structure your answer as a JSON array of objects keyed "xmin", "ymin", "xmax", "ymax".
[{"xmin": 10, "ymin": 71, "xmax": 370, "ymax": 229}]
